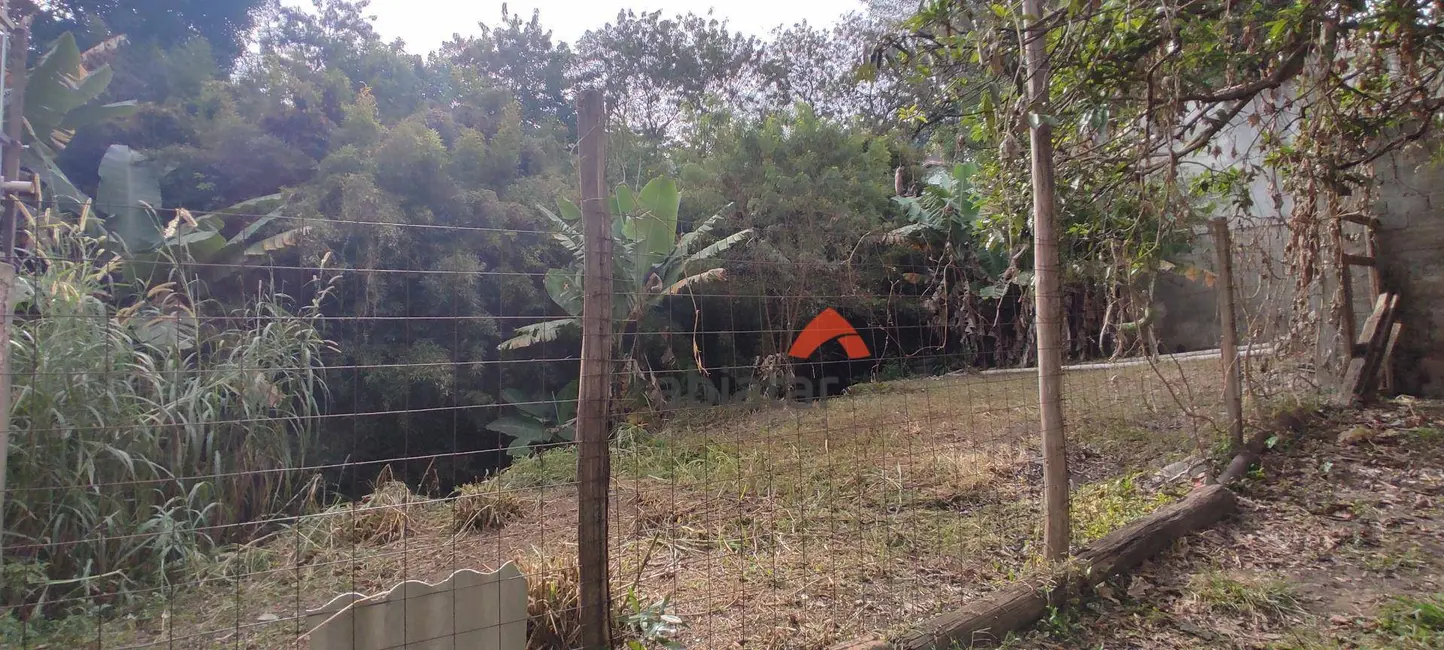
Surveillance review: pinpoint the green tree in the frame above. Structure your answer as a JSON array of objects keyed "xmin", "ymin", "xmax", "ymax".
[
  {"xmin": 573, "ymin": 10, "xmax": 766, "ymax": 137},
  {"xmin": 499, "ymin": 176, "xmax": 753, "ymax": 351},
  {"xmin": 436, "ymin": 7, "xmax": 575, "ymax": 130},
  {"xmin": 33, "ymin": 0, "xmax": 267, "ymax": 70},
  {"xmin": 678, "ymin": 106, "xmax": 898, "ymax": 360}
]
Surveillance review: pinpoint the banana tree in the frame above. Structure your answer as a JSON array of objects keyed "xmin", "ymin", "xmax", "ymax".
[
  {"xmin": 19, "ymin": 33, "xmax": 138, "ymax": 213},
  {"xmin": 498, "ymin": 176, "xmax": 753, "ymax": 351},
  {"xmin": 12, "ymin": 31, "xmax": 307, "ymax": 278},
  {"xmin": 886, "ymin": 162, "xmax": 1015, "ymax": 294},
  {"xmin": 46, "ymin": 143, "xmax": 308, "ymax": 297},
  {"xmin": 484, "ymin": 381, "xmax": 579, "ymax": 457},
  {"xmin": 884, "ymin": 162, "xmax": 1028, "ymax": 360}
]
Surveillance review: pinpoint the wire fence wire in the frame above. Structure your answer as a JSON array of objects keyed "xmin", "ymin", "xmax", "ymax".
[{"xmin": 0, "ymin": 186, "xmax": 1320, "ymax": 650}]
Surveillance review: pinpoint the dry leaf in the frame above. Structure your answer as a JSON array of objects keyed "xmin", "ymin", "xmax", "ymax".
[{"xmin": 1338, "ymin": 426, "xmax": 1373, "ymax": 445}]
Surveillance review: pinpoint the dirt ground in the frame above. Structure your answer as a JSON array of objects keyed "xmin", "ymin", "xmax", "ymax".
[
  {"xmin": 1002, "ymin": 397, "xmax": 1444, "ymax": 650},
  {"xmin": 4, "ymin": 359, "xmax": 1223, "ymax": 649}
]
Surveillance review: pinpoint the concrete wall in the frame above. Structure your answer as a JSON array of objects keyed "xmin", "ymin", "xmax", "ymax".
[
  {"xmin": 1373, "ymin": 149, "xmax": 1444, "ymax": 396},
  {"xmin": 1153, "ymin": 92, "xmax": 1298, "ymax": 355},
  {"xmin": 1152, "ymin": 109, "xmax": 1444, "ymax": 396}
]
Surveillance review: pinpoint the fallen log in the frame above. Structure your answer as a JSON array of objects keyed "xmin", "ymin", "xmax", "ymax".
[
  {"xmin": 830, "ymin": 485, "xmax": 1238, "ymax": 649},
  {"xmin": 1216, "ymin": 426, "xmax": 1273, "ymax": 487}
]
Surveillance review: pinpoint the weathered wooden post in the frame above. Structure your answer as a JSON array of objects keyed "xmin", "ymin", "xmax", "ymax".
[
  {"xmin": 1210, "ymin": 218, "xmax": 1244, "ymax": 451},
  {"xmin": 1021, "ymin": 0, "xmax": 1070, "ymax": 561},
  {"xmin": 574, "ymin": 89, "xmax": 614, "ymax": 649}
]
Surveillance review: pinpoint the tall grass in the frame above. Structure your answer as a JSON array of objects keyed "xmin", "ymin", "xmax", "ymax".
[{"xmin": 3, "ymin": 216, "xmax": 337, "ymax": 610}]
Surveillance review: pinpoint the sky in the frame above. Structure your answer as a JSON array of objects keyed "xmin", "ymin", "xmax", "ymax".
[{"xmin": 281, "ymin": 0, "xmax": 864, "ymax": 53}]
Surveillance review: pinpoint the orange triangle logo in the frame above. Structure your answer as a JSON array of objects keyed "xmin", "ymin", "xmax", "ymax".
[{"xmin": 788, "ymin": 308, "xmax": 870, "ymax": 360}]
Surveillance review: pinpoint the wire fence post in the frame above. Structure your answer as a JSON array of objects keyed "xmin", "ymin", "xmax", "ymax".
[
  {"xmin": 1022, "ymin": 0, "xmax": 1070, "ymax": 562},
  {"xmin": 1210, "ymin": 218, "xmax": 1244, "ymax": 452},
  {"xmin": 575, "ymin": 88, "xmax": 614, "ymax": 650}
]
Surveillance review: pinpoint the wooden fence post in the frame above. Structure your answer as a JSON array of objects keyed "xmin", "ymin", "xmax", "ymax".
[
  {"xmin": 1210, "ymin": 218, "xmax": 1244, "ymax": 451},
  {"xmin": 1022, "ymin": 0, "xmax": 1070, "ymax": 561},
  {"xmin": 0, "ymin": 11, "xmax": 29, "ymax": 553},
  {"xmin": 575, "ymin": 89, "xmax": 614, "ymax": 649}
]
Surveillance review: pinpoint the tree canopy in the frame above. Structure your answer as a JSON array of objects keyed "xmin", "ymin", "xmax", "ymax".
[{"xmin": 33, "ymin": 0, "xmax": 267, "ymax": 68}]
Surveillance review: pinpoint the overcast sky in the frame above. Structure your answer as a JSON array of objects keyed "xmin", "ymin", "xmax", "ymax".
[{"xmin": 280, "ymin": 0, "xmax": 864, "ymax": 53}]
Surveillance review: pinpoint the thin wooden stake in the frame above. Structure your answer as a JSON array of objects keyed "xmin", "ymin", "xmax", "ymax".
[
  {"xmin": 574, "ymin": 89, "xmax": 614, "ymax": 650},
  {"xmin": 1364, "ymin": 228, "xmax": 1393, "ymax": 394},
  {"xmin": 1330, "ymin": 197, "xmax": 1358, "ymax": 360},
  {"xmin": 1022, "ymin": 0, "xmax": 1069, "ymax": 562},
  {"xmin": 1210, "ymin": 219, "xmax": 1244, "ymax": 452}
]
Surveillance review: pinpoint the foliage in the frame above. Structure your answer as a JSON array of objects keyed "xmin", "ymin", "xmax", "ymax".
[
  {"xmin": 485, "ymin": 382, "xmax": 579, "ymax": 457},
  {"xmin": 676, "ymin": 105, "xmax": 900, "ymax": 364},
  {"xmin": 437, "ymin": 7, "xmax": 575, "ymax": 129},
  {"xmin": 498, "ymin": 176, "xmax": 753, "ymax": 353},
  {"xmin": 619, "ymin": 590, "xmax": 685, "ymax": 650},
  {"xmin": 1186, "ymin": 570, "xmax": 1306, "ymax": 622},
  {"xmin": 3, "ymin": 216, "xmax": 336, "ymax": 608},
  {"xmin": 451, "ymin": 478, "xmax": 525, "ymax": 530},
  {"xmin": 32, "ymin": 0, "xmax": 267, "ymax": 69},
  {"xmin": 1379, "ymin": 594, "xmax": 1444, "ymax": 642},
  {"xmin": 272, "ymin": 80, "xmax": 570, "ymax": 487},
  {"xmin": 21, "ymin": 32, "xmax": 139, "ymax": 212},
  {"xmin": 573, "ymin": 10, "xmax": 765, "ymax": 138},
  {"xmin": 883, "ymin": 0, "xmax": 1444, "ymax": 360},
  {"xmin": 886, "ymin": 161, "xmax": 1031, "ymax": 360}
]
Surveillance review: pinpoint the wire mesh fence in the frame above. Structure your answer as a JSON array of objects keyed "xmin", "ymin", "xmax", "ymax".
[{"xmin": 0, "ymin": 115, "xmax": 1329, "ymax": 650}]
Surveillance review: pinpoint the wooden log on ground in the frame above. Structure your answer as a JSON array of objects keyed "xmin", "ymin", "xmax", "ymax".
[
  {"xmin": 834, "ymin": 486, "xmax": 1237, "ymax": 649},
  {"xmin": 1216, "ymin": 426, "xmax": 1273, "ymax": 487}
]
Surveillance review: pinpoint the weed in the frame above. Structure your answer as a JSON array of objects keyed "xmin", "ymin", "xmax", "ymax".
[
  {"xmin": 500, "ymin": 447, "xmax": 580, "ymax": 489},
  {"xmin": 1359, "ymin": 543, "xmax": 1428, "ymax": 575},
  {"xmin": 1070, "ymin": 473, "xmax": 1176, "ymax": 543},
  {"xmin": 5, "ymin": 220, "xmax": 337, "ymax": 608},
  {"xmin": 615, "ymin": 433, "xmax": 745, "ymax": 486},
  {"xmin": 333, "ymin": 474, "xmax": 414, "ymax": 545},
  {"xmin": 623, "ymin": 488, "xmax": 700, "ymax": 541},
  {"xmin": 0, "ymin": 607, "xmax": 108, "ymax": 646},
  {"xmin": 618, "ymin": 589, "xmax": 685, "ymax": 649},
  {"xmin": 1405, "ymin": 427, "xmax": 1444, "ymax": 442},
  {"xmin": 1040, "ymin": 603, "xmax": 1082, "ymax": 637},
  {"xmin": 1186, "ymin": 570, "xmax": 1306, "ymax": 622},
  {"xmin": 1378, "ymin": 594, "xmax": 1444, "ymax": 640},
  {"xmin": 1076, "ymin": 423, "xmax": 1196, "ymax": 472}
]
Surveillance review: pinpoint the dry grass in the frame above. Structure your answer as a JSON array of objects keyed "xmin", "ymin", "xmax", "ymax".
[
  {"xmin": 6, "ymin": 358, "xmax": 1229, "ymax": 650},
  {"xmin": 515, "ymin": 548, "xmax": 583, "ymax": 650},
  {"xmin": 451, "ymin": 479, "xmax": 526, "ymax": 531},
  {"xmin": 332, "ymin": 469, "xmax": 415, "ymax": 545}
]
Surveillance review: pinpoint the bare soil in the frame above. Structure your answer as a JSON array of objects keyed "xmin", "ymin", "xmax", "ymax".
[{"xmin": 1002, "ymin": 397, "xmax": 1444, "ymax": 650}]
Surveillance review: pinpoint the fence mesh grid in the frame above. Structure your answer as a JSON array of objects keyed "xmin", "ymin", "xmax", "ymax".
[{"xmin": 2, "ymin": 169, "xmax": 1324, "ymax": 650}]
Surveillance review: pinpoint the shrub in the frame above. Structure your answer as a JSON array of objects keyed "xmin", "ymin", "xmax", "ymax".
[{"xmin": 3, "ymin": 217, "xmax": 337, "ymax": 609}]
